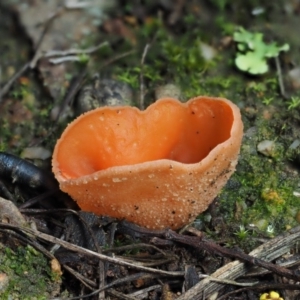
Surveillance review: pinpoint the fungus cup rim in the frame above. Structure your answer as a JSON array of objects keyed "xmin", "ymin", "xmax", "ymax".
[{"xmin": 53, "ymin": 96, "xmax": 242, "ymax": 183}]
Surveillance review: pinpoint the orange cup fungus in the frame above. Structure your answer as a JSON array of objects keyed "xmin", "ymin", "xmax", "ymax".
[{"xmin": 52, "ymin": 96, "xmax": 243, "ymax": 230}]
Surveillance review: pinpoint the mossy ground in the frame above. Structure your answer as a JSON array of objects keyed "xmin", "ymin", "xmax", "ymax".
[
  {"xmin": 0, "ymin": 244, "xmax": 61, "ymax": 299},
  {"xmin": 100, "ymin": 7, "xmax": 300, "ymax": 249},
  {"xmin": 0, "ymin": 1, "xmax": 300, "ymax": 293}
]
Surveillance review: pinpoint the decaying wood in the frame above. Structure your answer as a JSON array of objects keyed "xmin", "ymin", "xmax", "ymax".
[{"xmin": 174, "ymin": 226, "xmax": 300, "ymax": 299}]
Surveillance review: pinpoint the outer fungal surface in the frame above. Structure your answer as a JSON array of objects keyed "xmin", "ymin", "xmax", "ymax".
[{"xmin": 52, "ymin": 97, "xmax": 243, "ymax": 229}]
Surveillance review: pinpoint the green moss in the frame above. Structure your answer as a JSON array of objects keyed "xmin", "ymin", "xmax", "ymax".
[
  {"xmin": 114, "ymin": 17, "xmax": 211, "ymax": 103},
  {"xmin": 218, "ymin": 112, "xmax": 300, "ymax": 239},
  {"xmin": 0, "ymin": 74, "xmax": 55, "ymax": 155},
  {"xmin": 0, "ymin": 244, "xmax": 61, "ymax": 299}
]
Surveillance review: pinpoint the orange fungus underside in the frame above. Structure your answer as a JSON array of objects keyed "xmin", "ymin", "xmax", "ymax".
[{"xmin": 56, "ymin": 97, "xmax": 234, "ymax": 180}]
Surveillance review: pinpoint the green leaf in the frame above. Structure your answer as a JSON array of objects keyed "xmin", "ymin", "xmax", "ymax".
[
  {"xmin": 233, "ymin": 27, "xmax": 290, "ymax": 75},
  {"xmin": 78, "ymin": 53, "xmax": 89, "ymax": 64},
  {"xmin": 233, "ymin": 27, "xmax": 254, "ymax": 43},
  {"xmin": 264, "ymin": 43, "xmax": 290, "ymax": 57},
  {"xmin": 237, "ymin": 43, "xmax": 246, "ymax": 51},
  {"xmin": 280, "ymin": 43, "xmax": 290, "ymax": 52},
  {"xmin": 247, "ymin": 32, "xmax": 264, "ymax": 50},
  {"xmin": 235, "ymin": 52, "xmax": 268, "ymax": 74}
]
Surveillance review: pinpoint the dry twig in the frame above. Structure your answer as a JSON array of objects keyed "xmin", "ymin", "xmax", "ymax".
[
  {"xmin": 275, "ymin": 56, "xmax": 288, "ymax": 99},
  {"xmin": 139, "ymin": 43, "xmax": 150, "ymax": 110},
  {"xmin": 0, "ymin": 223, "xmax": 184, "ymax": 277}
]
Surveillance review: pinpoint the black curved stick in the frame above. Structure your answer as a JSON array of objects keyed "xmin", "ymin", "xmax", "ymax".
[{"xmin": 0, "ymin": 152, "xmax": 58, "ymax": 191}]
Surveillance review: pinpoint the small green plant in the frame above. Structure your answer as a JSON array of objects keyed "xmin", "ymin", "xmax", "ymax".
[
  {"xmin": 262, "ymin": 97, "xmax": 274, "ymax": 105},
  {"xmin": 266, "ymin": 224, "xmax": 275, "ymax": 237},
  {"xmin": 10, "ymin": 84, "xmax": 30, "ymax": 99},
  {"xmin": 233, "ymin": 27, "xmax": 289, "ymax": 75},
  {"xmin": 234, "ymin": 225, "xmax": 249, "ymax": 240},
  {"xmin": 287, "ymin": 96, "xmax": 300, "ymax": 110},
  {"xmin": 117, "ymin": 69, "xmax": 139, "ymax": 88},
  {"xmin": 78, "ymin": 53, "xmax": 90, "ymax": 64}
]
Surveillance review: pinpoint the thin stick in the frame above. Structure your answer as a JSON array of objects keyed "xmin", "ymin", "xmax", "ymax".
[
  {"xmin": 63, "ymin": 264, "xmax": 97, "ymax": 290},
  {"xmin": 165, "ymin": 229, "xmax": 300, "ymax": 281},
  {"xmin": 98, "ymin": 260, "xmax": 106, "ymax": 300},
  {"xmin": 0, "ymin": 62, "xmax": 30, "ymax": 103},
  {"xmin": 54, "ymin": 65, "xmax": 87, "ymax": 122},
  {"xmin": 0, "ymin": 5, "xmax": 61, "ymax": 101},
  {"xmin": 106, "ymin": 289, "xmax": 138, "ymax": 300},
  {"xmin": 139, "ymin": 43, "xmax": 150, "ymax": 110},
  {"xmin": 99, "ymin": 49, "xmax": 136, "ymax": 69},
  {"xmin": 0, "ymin": 223, "xmax": 184, "ymax": 277},
  {"xmin": 44, "ymin": 41, "xmax": 109, "ymax": 58},
  {"xmin": 275, "ymin": 56, "xmax": 287, "ymax": 99},
  {"xmin": 64, "ymin": 0, "xmax": 91, "ymax": 9},
  {"xmin": 29, "ymin": 7, "xmax": 64, "ymax": 69},
  {"xmin": 48, "ymin": 55, "xmax": 82, "ymax": 64}
]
